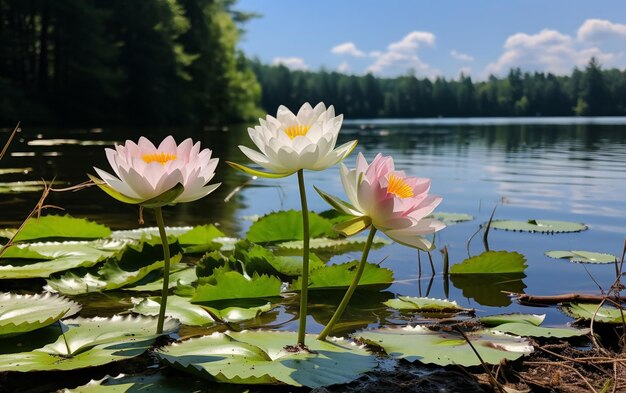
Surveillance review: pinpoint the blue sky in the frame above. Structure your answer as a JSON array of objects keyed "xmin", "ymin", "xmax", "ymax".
[{"xmin": 237, "ymin": 0, "xmax": 626, "ymax": 79}]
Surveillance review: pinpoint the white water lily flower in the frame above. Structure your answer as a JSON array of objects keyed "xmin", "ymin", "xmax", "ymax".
[
  {"xmin": 316, "ymin": 152, "xmax": 445, "ymax": 250},
  {"xmin": 91, "ymin": 135, "xmax": 220, "ymax": 207},
  {"xmin": 229, "ymin": 102, "xmax": 357, "ymax": 177}
]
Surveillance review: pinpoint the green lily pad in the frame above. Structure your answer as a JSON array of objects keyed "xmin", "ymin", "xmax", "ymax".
[
  {"xmin": 132, "ymin": 296, "xmax": 215, "ymax": 327},
  {"xmin": 63, "ymin": 373, "xmax": 201, "ymax": 393},
  {"xmin": 290, "ymin": 261, "xmax": 393, "ymax": 291},
  {"xmin": 545, "ymin": 250, "xmax": 617, "ymax": 264},
  {"xmin": 480, "ymin": 313, "xmax": 545, "ymax": 327},
  {"xmin": 560, "ymin": 303, "xmax": 626, "ymax": 324},
  {"xmin": 358, "ymin": 325, "xmax": 532, "ymax": 366},
  {"xmin": 246, "ymin": 210, "xmax": 337, "ymax": 243},
  {"xmin": 0, "ymin": 181, "xmax": 44, "ymax": 193},
  {"xmin": 156, "ymin": 330, "xmax": 376, "ymax": 387},
  {"xmin": 0, "ymin": 292, "xmax": 81, "ymax": 337},
  {"xmin": 427, "ymin": 212, "xmax": 474, "ymax": 225},
  {"xmin": 191, "ymin": 269, "xmax": 282, "ymax": 303},
  {"xmin": 384, "ymin": 296, "xmax": 470, "ymax": 313},
  {"xmin": 46, "ymin": 253, "xmax": 182, "ymax": 295},
  {"xmin": 450, "ymin": 251, "xmax": 527, "ymax": 274},
  {"xmin": 123, "ymin": 267, "xmax": 197, "ymax": 292},
  {"xmin": 0, "ymin": 168, "xmax": 31, "ymax": 175},
  {"xmin": 491, "ymin": 219, "xmax": 587, "ymax": 234},
  {"xmin": 0, "ymin": 243, "xmax": 115, "ymax": 279},
  {"xmin": 0, "ymin": 315, "xmax": 179, "ymax": 372},
  {"xmin": 234, "ymin": 241, "xmax": 324, "ymax": 278},
  {"xmin": 276, "ymin": 236, "xmax": 389, "ymax": 250},
  {"xmin": 0, "ymin": 215, "xmax": 111, "ymax": 242},
  {"xmin": 490, "ymin": 322, "xmax": 589, "ymax": 338},
  {"xmin": 110, "ymin": 227, "xmax": 192, "ymax": 241}
]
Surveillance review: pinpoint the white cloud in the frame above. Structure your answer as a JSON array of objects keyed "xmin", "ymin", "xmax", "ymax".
[
  {"xmin": 450, "ymin": 50, "xmax": 474, "ymax": 62},
  {"xmin": 331, "ymin": 42, "xmax": 365, "ymax": 57},
  {"xmin": 484, "ymin": 28, "xmax": 616, "ymax": 76},
  {"xmin": 366, "ymin": 31, "xmax": 439, "ymax": 78},
  {"xmin": 272, "ymin": 57, "xmax": 309, "ymax": 71},
  {"xmin": 337, "ymin": 61, "xmax": 351, "ymax": 73},
  {"xmin": 578, "ymin": 19, "xmax": 626, "ymax": 42}
]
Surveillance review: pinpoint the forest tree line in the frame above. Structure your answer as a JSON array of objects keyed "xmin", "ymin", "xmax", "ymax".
[
  {"xmin": 1, "ymin": 0, "xmax": 625, "ymax": 126},
  {"xmin": 252, "ymin": 58, "xmax": 626, "ymax": 119},
  {"xmin": 0, "ymin": 0, "xmax": 262, "ymax": 126}
]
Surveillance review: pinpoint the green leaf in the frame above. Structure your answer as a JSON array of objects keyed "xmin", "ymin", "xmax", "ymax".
[
  {"xmin": 123, "ymin": 267, "xmax": 197, "ymax": 292},
  {"xmin": 191, "ymin": 270, "xmax": 282, "ymax": 303},
  {"xmin": 384, "ymin": 296, "xmax": 470, "ymax": 313},
  {"xmin": 64, "ymin": 373, "xmax": 201, "ymax": 393},
  {"xmin": 234, "ymin": 241, "xmax": 324, "ymax": 278},
  {"xmin": 110, "ymin": 226, "xmax": 192, "ymax": 241},
  {"xmin": 0, "ymin": 315, "xmax": 179, "ymax": 372},
  {"xmin": 490, "ymin": 322, "xmax": 590, "ymax": 338},
  {"xmin": 131, "ymin": 296, "xmax": 215, "ymax": 326},
  {"xmin": 0, "ymin": 243, "xmax": 114, "ymax": 279},
  {"xmin": 156, "ymin": 330, "xmax": 376, "ymax": 387},
  {"xmin": 226, "ymin": 161, "xmax": 294, "ymax": 178},
  {"xmin": 333, "ymin": 215, "xmax": 372, "ymax": 237},
  {"xmin": 427, "ymin": 212, "xmax": 474, "ymax": 225},
  {"xmin": 545, "ymin": 250, "xmax": 617, "ymax": 264},
  {"xmin": 0, "ymin": 293, "xmax": 81, "ymax": 337},
  {"xmin": 491, "ymin": 219, "xmax": 587, "ymax": 234},
  {"xmin": 246, "ymin": 210, "xmax": 336, "ymax": 243},
  {"xmin": 358, "ymin": 325, "xmax": 532, "ymax": 366},
  {"xmin": 276, "ymin": 235, "xmax": 389, "ymax": 251},
  {"xmin": 449, "ymin": 273, "xmax": 526, "ymax": 307},
  {"xmin": 177, "ymin": 224, "xmax": 225, "ymax": 253},
  {"xmin": 204, "ymin": 302, "xmax": 273, "ymax": 323},
  {"xmin": 1, "ymin": 215, "xmax": 111, "ymax": 242},
  {"xmin": 560, "ymin": 303, "xmax": 626, "ymax": 324},
  {"xmin": 480, "ymin": 313, "xmax": 545, "ymax": 327},
  {"xmin": 0, "ymin": 180, "xmax": 44, "ymax": 193},
  {"xmin": 290, "ymin": 261, "xmax": 393, "ymax": 291},
  {"xmin": 46, "ymin": 253, "xmax": 182, "ymax": 295},
  {"xmin": 450, "ymin": 251, "xmax": 527, "ymax": 274}
]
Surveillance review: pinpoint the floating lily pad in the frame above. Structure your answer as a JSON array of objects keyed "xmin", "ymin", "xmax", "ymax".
[
  {"xmin": 0, "ymin": 243, "xmax": 115, "ymax": 279},
  {"xmin": 234, "ymin": 241, "xmax": 324, "ymax": 278},
  {"xmin": 427, "ymin": 212, "xmax": 474, "ymax": 225},
  {"xmin": 490, "ymin": 322, "xmax": 589, "ymax": 338},
  {"xmin": 0, "ymin": 315, "xmax": 179, "ymax": 372},
  {"xmin": 63, "ymin": 373, "xmax": 202, "ymax": 393},
  {"xmin": 450, "ymin": 251, "xmax": 527, "ymax": 274},
  {"xmin": 276, "ymin": 236, "xmax": 389, "ymax": 251},
  {"xmin": 246, "ymin": 210, "xmax": 336, "ymax": 243},
  {"xmin": 0, "ymin": 292, "xmax": 81, "ymax": 337},
  {"xmin": 0, "ymin": 215, "xmax": 111, "ymax": 242},
  {"xmin": 358, "ymin": 325, "xmax": 532, "ymax": 366},
  {"xmin": 384, "ymin": 296, "xmax": 470, "ymax": 313},
  {"xmin": 491, "ymin": 219, "xmax": 587, "ymax": 234},
  {"xmin": 0, "ymin": 181, "xmax": 43, "ymax": 193},
  {"xmin": 191, "ymin": 269, "xmax": 282, "ymax": 303},
  {"xmin": 545, "ymin": 250, "xmax": 617, "ymax": 264},
  {"xmin": 480, "ymin": 313, "xmax": 545, "ymax": 327},
  {"xmin": 560, "ymin": 303, "xmax": 626, "ymax": 324},
  {"xmin": 123, "ymin": 267, "xmax": 197, "ymax": 292},
  {"xmin": 156, "ymin": 330, "xmax": 376, "ymax": 387},
  {"xmin": 290, "ymin": 261, "xmax": 393, "ymax": 291},
  {"xmin": 110, "ymin": 227, "xmax": 192, "ymax": 241}
]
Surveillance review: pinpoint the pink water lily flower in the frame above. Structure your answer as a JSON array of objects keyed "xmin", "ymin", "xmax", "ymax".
[
  {"xmin": 228, "ymin": 102, "xmax": 357, "ymax": 177},
  {"xmin": 317, "ymin": 152, "xmax": 445, "ymax": 250},
  {"xmin": 92, "ymin": 135, "xmax": 220, "ymax": 206}
]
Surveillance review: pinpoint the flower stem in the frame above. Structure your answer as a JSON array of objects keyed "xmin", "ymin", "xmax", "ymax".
[
  {"xmin": 154, "ymin": 206, "xmax": 170, "ymax": 335},
  {"xmin": 317, "ymin": 226, "xmax": 377, "ymax": 341},
  {"xmin": 297, "ymin": 169, "xmax": 310, "ymax": 346}
]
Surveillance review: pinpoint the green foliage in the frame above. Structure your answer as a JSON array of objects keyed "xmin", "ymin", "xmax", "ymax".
[
  {"xmin": 234, "ymin": 240, "xmax": 325, "ymax": 278},
  {"xmin": 65, "ymin": 373, "xmax": 200, "ymax": 393},
  {"xmin": 0, "ymin": 316, "xmax": 178, "ymax": 372},
  {"xmin": 156, "ymin": 331, "xmax": 376, "ymax": 387},
  {"xmin": 427, "ymin": 212, "xmax": 474, "ymax": 225},
  {"xmin": 560, "ymin": 303, "xmax": 626, "ymax": 324},
  {"xmin": 358, "ymin": 325, "xmax": 532, "ymax": 366},
  {"xmin": 0, "ymin": 215, "xmax": 111, "ymax": 242},
  {"xmin": 0, "ymin": 293, "xmax": 81, "ymax": 337},
  {"xmin": 480, "ymin": 313, "xmax": 545, "ymax": 327},
  {"xmin": 384, "ymin": 296, "xmax": 469, "ymax": 313},
  {"xmin": 490, "ymin": 322, "xmax": 589, "ymax": 338},
  {"xmin": 450, "ymin": 251, "xmax": 527, "ymax": 274},
  {"xmin": 545, "ymin": 250, "xmax": 617, "ymax": 264},
  {"xmin": 490, "ymin": 219, "xmax": 587, "ymax": 233},
  {"xmin": 246, "ymin": 210, "xmax": 337, "ymax": 243},
  {"xmin": 290, "ymin": 261, "xmax": 393, "ymax": 291},
  {"xmin": 191, "ymin": 269, "xmax": 282, "ymax": 303}
]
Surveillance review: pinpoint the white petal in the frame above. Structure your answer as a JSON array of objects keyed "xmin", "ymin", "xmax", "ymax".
[
  {"xmin": 239, "ymin": 145, "xmax": 289, "ymax": 173},
  {"xmin": 384, "ymin": 230, "xmax": 434, "ymax": 251},
  {"xmin": 104, "ymin": 148, "xmax": 122, "ymax": 177},
  {"xmin": 119, "ymin": 167, "xmax": 156, "ymax": 199},
  {"xmin": 176, "ymin": 182, "xmax": 221, "ymax": 203},
  {"xmin": 158, "ymin": 135, "xmax": 177, "ymax": 153},
  {"xmin": 94, "ymin": 167, "xmax": 141, "ymax": 199}
]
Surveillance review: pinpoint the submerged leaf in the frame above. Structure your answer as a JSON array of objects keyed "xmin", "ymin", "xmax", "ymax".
[
  {"xmin": 0, "ymin": 292, "xmax": 81, "ymax": 337},
  {"xmin": 156, "ymin": 330, "xmax": 376, "ymax": 387},
  {"xmin": 491, "ymin": 219, "xmax": 587, "ymax": 234},
  {"xmin": 545, "ymin": 250, "xmax": 617, "ymax": 264},
  {"xmin": 358, "ymin": 325, "xmax": 532, "ymax": 366}
]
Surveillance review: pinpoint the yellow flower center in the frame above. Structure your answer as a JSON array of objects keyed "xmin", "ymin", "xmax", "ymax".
[
  {"xmin": 284, "ymin": 124, "xmax": 311, "ymax": 139},
  {"xmin": 387, "ymin": 174, "xmax": 414, "ymax": 198},
  {"xmin": 142, "ymin": 152, "xmax": 177, "ymax": 164}
]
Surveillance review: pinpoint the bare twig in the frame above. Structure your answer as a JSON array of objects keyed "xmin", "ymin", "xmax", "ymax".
[{"xmin": 0, "ymin": 122, "xmax": 20, "ymax": 161}]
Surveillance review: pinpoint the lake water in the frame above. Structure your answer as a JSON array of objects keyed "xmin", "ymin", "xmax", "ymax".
[{"xmin": 2, "ymin": 117, "xmax": 626, "ymax": 332}]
